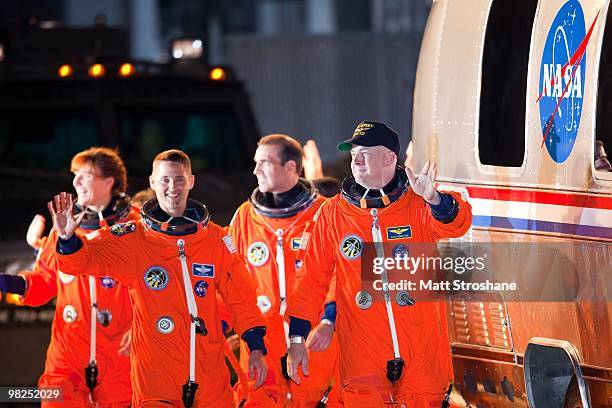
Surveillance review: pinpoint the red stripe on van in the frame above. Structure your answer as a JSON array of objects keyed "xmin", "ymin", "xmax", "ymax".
[{"xmin": 465, "ymin": 186, "xmax": 612, "ymax": 210}]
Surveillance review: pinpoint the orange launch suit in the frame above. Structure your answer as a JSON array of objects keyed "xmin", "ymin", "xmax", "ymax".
[
  {"xmin": 230, "ymin": 196, "xmax": 340, "ymax": 407},
  {"xmin": 20, "ymin": 214, "xmax": 137, "ymax": 407},
  {"xmin": 287, "ymin": 190, "xmax": 472, "ymax": 407},
  {"xmin": 56, "ymin": 219, "xmax": 266, "ymax": 407}
]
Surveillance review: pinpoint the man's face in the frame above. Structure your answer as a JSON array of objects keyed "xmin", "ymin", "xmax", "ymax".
[
  {"xmin": 72, "ymin": 162, "xmax": 114, "ymax": 208},
  {"xmin": 253, "ymin": 144, "xmax": 292, "ymax": 193},
  {"xmin": 350, "ymin": 145, "xmax": 393, "ymax": 189},
  {"xmin": 149, "ymin": 161, "xmax": 194, "ymax": 217}
]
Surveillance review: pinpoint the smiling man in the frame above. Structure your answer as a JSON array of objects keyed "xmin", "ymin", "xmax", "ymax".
[
  {"xmin": 151, "ymin": 159, "xmax": 191, "ymax": 216},
  {"xmin": 286, "ymin": 121, "xmax": 473, "ymax": 407},
  {"xmin": 51, "ymin": 149, "xmax": 268, "ymax": 407}
]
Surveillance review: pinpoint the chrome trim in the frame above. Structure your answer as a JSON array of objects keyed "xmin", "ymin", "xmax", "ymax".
[
  {"xmin": 453, "ymin": 354, "xmax": 522, "ymax": 367},
  {"xmin": 452, "ymin": 342, "xmax": 516, "ymax": 355}
]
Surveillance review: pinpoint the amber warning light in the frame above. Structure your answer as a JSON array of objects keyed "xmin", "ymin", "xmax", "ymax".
[
  {"xmin": 58, "ymin": 64, "xmax": 73, "ymax": 78},
  {"xmin": 119, "ymin": 63, "xmax": 134, "ymax": 77},
  {"xmin": 88, "ymin": 63, "xmax": 105, "ymax": 78},
  {"xmin": 209, "ymin": 67, "xmax": 227, "ymax": 81}
]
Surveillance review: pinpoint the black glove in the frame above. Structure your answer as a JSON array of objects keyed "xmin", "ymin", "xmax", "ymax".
[{"xmin": 0, "ymin": 274, "xmax": 26, "ymax": 296}]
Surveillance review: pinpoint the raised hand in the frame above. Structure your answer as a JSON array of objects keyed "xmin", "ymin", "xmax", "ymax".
[
  {"xmin": 406, "ymin": 161, "xmax": 440, "ymax": 205},
  {"xmin": 26, "ymin": 214, "xmax": 46, "ymax": 250},
  {"xmin": 303, "ymin": 140, "xmax": 324, "ymax": 180},
  {"xmin": 47, "ymin": 192, "xmax": 85, "ymax": 240}
]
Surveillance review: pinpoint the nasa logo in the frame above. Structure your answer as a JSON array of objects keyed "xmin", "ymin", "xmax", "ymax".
[
  {"xmin": 193, "ymin": 280, "xmax": 209, "ymax": 298},
  {"xmin": 538, "ymin": 0, "xmax": 597, "ymax": 163},
  {"xmin": 392, "ymin": 244, "xmax": 410, "ymax": 259}
]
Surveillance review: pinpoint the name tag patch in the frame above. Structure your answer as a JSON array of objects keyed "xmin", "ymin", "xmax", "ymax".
[
  {"xmin": 192, "ymin": 263, "xmax": 214, "ymax": 278},
  {"xmin": 386, "ymin": 226, "xmax": 412, "ymax": 240}
]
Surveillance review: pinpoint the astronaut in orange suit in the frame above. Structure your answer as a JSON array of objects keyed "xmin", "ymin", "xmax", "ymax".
[
  {"xmin": 286, "ymin": 121, "xmax": 473, "ymax": 408},
  {"xmin": 52, "ymin": 149, "xmax": 267, "ymax": 407},
  {"xmin": 229, "ymin": 134, "xmax": 339, "ymax": 407},
  {"xmin": 0, "ymin": 147, "xmax": 134, "ymax": 407}
]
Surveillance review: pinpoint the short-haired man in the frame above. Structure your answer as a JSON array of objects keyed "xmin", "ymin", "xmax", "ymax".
[
  {"xmin": 229, "ymin": 134, "xmax": 340, "ymax": 406},
  {"xmin": 0, "ymin": 147, "xmax": 135, "ymax": 407},
  {"xmin": 51, "ymin": 149, "xmax": 267, "ymax": 407},
  {"xmin": 286, "ymin": 121, "xmax": 473, "ymax": 407}
]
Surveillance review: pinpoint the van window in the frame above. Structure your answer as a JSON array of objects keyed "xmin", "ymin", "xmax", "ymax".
[
  {"xmin": 478, "ymin": 0, "xmax": 537, "ymax": 167},
  {"xmin": 0, "ymin": 108, "xmax": 99, "ymax": 172},
  {"xmin": 595, "ymin": 5, "xmax": 612, "ymax": 174}
]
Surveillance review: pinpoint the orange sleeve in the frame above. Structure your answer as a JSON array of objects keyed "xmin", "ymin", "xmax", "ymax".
[
  {"xmin": 323, "ymin": 273, "xmax": 336, "ymax": 305},
  {"xmin": 228, "ymin": 205, "xmax": 241, "ymax": 229},
  {"xmin": 226, "ymin": 204, "xmax": 257, "ymax": 276},
  {"xmin": 287, "ymin": 203, "xmax": 335, "ymax": 326},
  {"xmin": 216, "ymin": 233, "xmax": 265, "ymax": 336},
  {"xmin": 227, "ymin": 203, "xmax": 247, "ymax": 248},
  {"xmin": 55, "ymin": 225, "xmax": 138, "ymax": 287},
  {"xmin": 425, "ymin": 191, "xmax": 473, "ymax": 240},
  {"xmin": 37, "ymin": 236, "xmax": 49, "ymax": 251},
  {"xmin": 215, "ymin": 292, "xmax": 233, "ymax": 333},
  {"xmin": 19, "ymin": 234, "xmax": 58, "ymax": 306}
]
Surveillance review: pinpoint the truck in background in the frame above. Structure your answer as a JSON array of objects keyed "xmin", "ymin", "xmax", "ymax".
[{"xmin": 0, "ymin": 18, "xmax": 260, "ymax": 387}]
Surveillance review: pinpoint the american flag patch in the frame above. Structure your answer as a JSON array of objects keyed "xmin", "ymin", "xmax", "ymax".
[
  {"xmin": 222, "ymin": 234, "xmax": 237, "ymax": 253},
  {"xmin": 300, "ymin": 232, "xmax": 310, "ymax": 248}
]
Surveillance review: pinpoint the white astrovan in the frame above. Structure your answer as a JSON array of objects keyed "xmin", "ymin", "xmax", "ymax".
[{"xmin": 412, "ymin": 0, "xmax": 611, "ymax": 406}]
